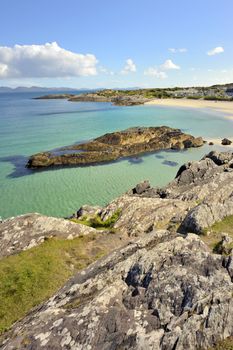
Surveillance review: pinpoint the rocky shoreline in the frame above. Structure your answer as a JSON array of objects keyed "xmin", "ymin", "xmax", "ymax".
[
  {"xmin": 34, "ymin": 83, "xmax": 233, "ymax": 106},
  {"xmin": 1, "ymin": 150, "xmax": 233, "ymax": 349},
  {"xmin": 34, "ymin": 91, "xmax": 149, "ymax": 106},
  {"xmin": 26, "ymin": 126, "xmax": 204, "ymax": 168}
]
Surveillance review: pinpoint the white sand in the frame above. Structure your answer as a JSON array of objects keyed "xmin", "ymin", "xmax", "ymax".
[{"xmin": 146, "ymin": 98, "xmax": 233, "ymax": 120}]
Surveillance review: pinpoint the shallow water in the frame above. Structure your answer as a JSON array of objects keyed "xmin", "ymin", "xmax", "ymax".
[{"xmin": 0, "ymin": 92, "xmax": 233, "ymax": 219}]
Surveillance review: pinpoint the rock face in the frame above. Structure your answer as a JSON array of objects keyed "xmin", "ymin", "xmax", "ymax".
[
  {"xmin": 2, "ymin": 151, "xmax": 233, "ymax": 349},
  {"xmin": 0, "ymin": 213, "xmax": 97, "ymax": 258},
  {"xmin": 27, "ymin": 126, "xmax": 204, "ymax": 168},
  {"xmin": 85, "ymin": 151, "xmax": 233, "ymax": 236},
  {"xmin": 1, "ymin": 231, "xmax": 233, "ymax": 350}
]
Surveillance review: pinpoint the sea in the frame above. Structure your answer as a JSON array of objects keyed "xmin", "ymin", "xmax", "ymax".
[{"xmin": 1, "ymin": 91, "xmax": 233, "ymax": 219}]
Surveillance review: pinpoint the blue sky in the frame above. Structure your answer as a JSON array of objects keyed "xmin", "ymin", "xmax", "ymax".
[{"xmin": 0, "ymin": 0, "xmax": 232, "ymax": 88}]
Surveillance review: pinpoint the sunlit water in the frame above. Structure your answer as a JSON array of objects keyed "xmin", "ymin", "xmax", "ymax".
[{"xmin": 0, "ymin": 92, "xmax": 233, "ymax": 219}]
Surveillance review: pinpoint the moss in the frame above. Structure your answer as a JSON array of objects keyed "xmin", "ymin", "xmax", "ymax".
[
  {"xmin": 211, "ymin": 215, "xmax": 233, "ymax": 235},
  {"xmin": 0, "ymin": 235, "xmax": 107, "ymax": 334},
  {"xmin": 200, "ymin": 215, "xmax": 233, "ymax": 253},
  {"xmin": 70, "ymin": 209, "xmax": 122, "ymax": 230},
  {"xmin": 207, "ymin": 337, "xmax": 233, "ymax": 349}
]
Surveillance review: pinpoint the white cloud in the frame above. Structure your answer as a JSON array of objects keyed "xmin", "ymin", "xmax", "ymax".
[
  {"xmin": 144, "ymin": 67, "xmax": 167, "ymax": 79},
  {"xmin": 121, "ymin": 58, "xmax": 136, "ymax": 74},
  {"xmin": 98, "ymin": 66, "xmax": 114, "ymax": 75},
  {"xmin": 168, "ymin": 48, "xmax": 187, "ymax": 53},
  {"xmin": 0, "ymin": 42, "xmax": 98, "ymax": 78},
  {"xmin": 207, "ymin": 46, "xmax": 224, "ymax": 56},
  {"xmin": 160, "ymin": 59, "xmax": 180, "ymax": 70}
]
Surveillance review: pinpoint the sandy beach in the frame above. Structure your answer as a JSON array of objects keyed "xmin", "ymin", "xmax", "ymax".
[{"xmin": 146, "ymin": 98, "xmax": 233, "ymax": 120}]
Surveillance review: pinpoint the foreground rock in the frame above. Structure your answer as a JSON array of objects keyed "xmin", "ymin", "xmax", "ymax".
[
  {"xmin": 27, "ymin": 126, "xmax": 203, "ymax": 168},
  {"xmin": 1, "ymin": 231, "xmax": 233, "ymax": 350},
  {"xmin": 0, "ymin": 213, "xmax": 97, "ymax": 258},
  {"xmin": 76, "ymin": 151, "xmax": 233, "ymax": 236}
]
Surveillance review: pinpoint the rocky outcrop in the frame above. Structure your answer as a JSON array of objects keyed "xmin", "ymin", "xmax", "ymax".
[
  {"xmin": 34, "ymin": 91, "xmax": 149, "ymax": 106},
  {"xmin": 0, "ymin": 213, "xmax": 97, "ymax": 258},
  {"xmin": 1, "ymin": 231, "xmax": 233, "ymax": 350},
  {"xmin": 2, "ymin": 151, "xmax": 233, "ymax": 349},
  {"xmin": 77, "ymin": 151, "xmax": 233, "ymax": 236},
  {"xmin": 26, "ymin": 126, "xmax": 204, "ymax": 168}
]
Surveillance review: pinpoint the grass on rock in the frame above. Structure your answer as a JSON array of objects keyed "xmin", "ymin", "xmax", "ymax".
[
  {"xmin": 0, "ymin": 234, "xmax": 106, "ymax": 334},
  {"xmin": 200, "ymin": 215, "xmax": 233, "ymax": 252},
  {"xmin": 70, "ymin": 209, "xmax": 121, "ymax": 230}
]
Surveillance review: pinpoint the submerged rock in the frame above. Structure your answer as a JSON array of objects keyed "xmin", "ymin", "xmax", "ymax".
[{"xmin": 26, "ymin": 126, "xmax": 204, "ymax": 169}]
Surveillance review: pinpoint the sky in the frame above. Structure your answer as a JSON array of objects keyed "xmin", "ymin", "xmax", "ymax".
[{"xmin": 0, "ymin": 0, "xmax": 232, "ymax": 88}]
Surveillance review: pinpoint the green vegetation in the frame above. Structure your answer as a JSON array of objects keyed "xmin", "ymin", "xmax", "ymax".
[
  {"xmin": 211, "ymin": 215, "xmax": 233, "ymax": 234},
  {"xmin": 200, "ymin": 215, "xmax": 233, "ymax": 252},
  {"xmin": 187, "ymin": 95, "xmax": 202, "ymax": 100},
  {"xmin": 0, "ymin": 235, "xmax": 106, "ymax": 334},
  {"xmin": 204, "ymin": 96, "xmax": 233, "ymax": 101},
  {"xmin": 94, "ymin": 85, "xmax": 233, "ymax": 101},
  {"xmin": 70, "ymin": 209, "xmax": 121, "ymax": 229},
  {"xmin": 208, "ymin": 337, "xmax": 233, "ymax": 349}
]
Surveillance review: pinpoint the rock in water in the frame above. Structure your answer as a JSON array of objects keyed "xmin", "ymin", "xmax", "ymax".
[
  {"xmin": 1, "ymin": 231, "xmax": 233, "ymax": 349},
  {"xmin": 26, "ymin": 126, "xmax": 204, "ymax": 168},
  {"xmin": 222, "ymin": 138, "xmax": 232, "ymax": 145}
]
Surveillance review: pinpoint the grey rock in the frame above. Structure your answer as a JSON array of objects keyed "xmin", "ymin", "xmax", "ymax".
[
  {"xmin": 132, "ymin": 180, "xmax": 151, "ymax": 194},
  {"xmin": 0, "ymin": 213, "xmax": 97, "ymax": 258},
  {"xmin": 1, "ymin": 232, "xmax": 233, "ymax": 350},
  {"xmin": 215, "ymin": 233, "xmax": 233, "ymax": 255},
  {"xmin": 204, "ymin": 150, "xmax": 233, "ymax": 165},
  {"xmin": 76, "ymin": 204, "xmax": 102, "ymax": 219}
]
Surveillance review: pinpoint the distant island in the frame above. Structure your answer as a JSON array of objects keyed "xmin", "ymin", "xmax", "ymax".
[
  {"xmin": 0, "ymin": 86, "xmax": 86, "ymax": 93},
  {"xmin": 27, "ymin": 126, "xmax": 203, "ymax": 168},
  {"xmin": 35, "ymin": 82, "xmax": 233, "ymax": 106}
]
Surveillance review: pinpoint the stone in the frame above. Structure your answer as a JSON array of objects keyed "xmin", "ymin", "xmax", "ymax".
[
  {"xmin": 76, "ymin": 205, "xmax": 102, "ymax": 219},
  {"xmin": 132, "ymin": 180, "xmax": 150, "ymax": 194},
  {"xmin": 222, "ymin": 138, "xmax": 232, "ymax": 145},
  {"xmin": 204, "ymin": 150, "xmax": 233, "ymax": 165},
  {"xmin": 1, "ymin": 232, "xmax": 233, "ymax": 350},
  {"xmin": 26, "ymin": 126, "xmax": 204, "ymax": 168},
  {"xmin": 0, "ymin": 213, "xmax": 97, "ymax": 258}
]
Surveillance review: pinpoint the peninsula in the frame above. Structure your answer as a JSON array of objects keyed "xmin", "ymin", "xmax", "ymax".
[
  {"xmin": 26, "ymin": 126, "xmax": 204, "ymax": 168},
  {"xmin": 34, "ymin": 82, "xmax": 233, "ymax": 106}
]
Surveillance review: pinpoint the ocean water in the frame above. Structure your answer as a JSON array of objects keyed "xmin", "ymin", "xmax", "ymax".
[{"xmin": 0, "ymin": 92, "xmax": 233, "ymax": 219}]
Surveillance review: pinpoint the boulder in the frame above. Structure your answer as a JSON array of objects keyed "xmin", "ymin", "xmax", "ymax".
[
  {"xmin": 76, "ymin": 205, "xmax": 102, "ymax": 219},
  {"xmin": 132, "ymin": 180, "xmax": 151, "ymax": 194},
  {"xmin": 204, "ymin": 150, "xmax": 233, "ymax": 165},
  {"xmin": 222, "ymin": 138, "xmax": 232, "ymax": 145}
]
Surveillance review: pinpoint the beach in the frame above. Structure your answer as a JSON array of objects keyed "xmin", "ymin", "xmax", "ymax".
[{"xmin": 146, "ymin": 98, "xmax": 233, "ymax": 120}]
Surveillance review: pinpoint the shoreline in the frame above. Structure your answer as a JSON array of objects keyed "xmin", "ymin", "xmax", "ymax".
[{"xmin": 146, "ymin": 98, "xmax": 233, "ymax": 120}]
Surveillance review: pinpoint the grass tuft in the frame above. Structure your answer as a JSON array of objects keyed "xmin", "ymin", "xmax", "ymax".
[
  {"xmin": 0, "ymin": 235, "xmax": 106, "ymax": 334},
  {"xmin": 70, "ymin": 209, "xmax": 121, "ymax": 230}
]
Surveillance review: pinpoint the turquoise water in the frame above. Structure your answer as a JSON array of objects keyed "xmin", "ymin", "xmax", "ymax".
[{"xmin": 1, "ymin": 92, "xmax": 233, "ymax": 219}]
